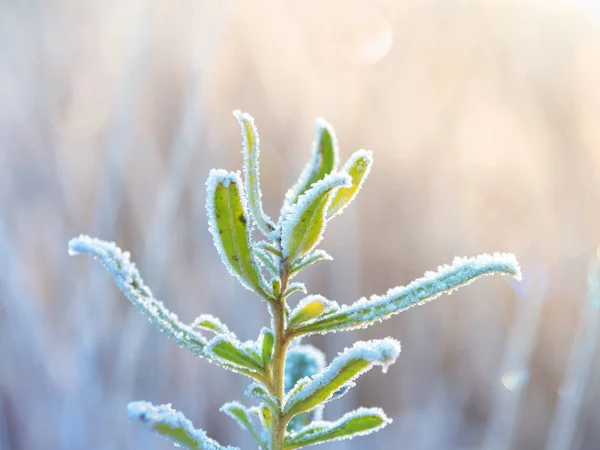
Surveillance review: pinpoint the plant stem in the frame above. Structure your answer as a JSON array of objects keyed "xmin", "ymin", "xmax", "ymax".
[{"xmin": 270, "ymin": 262, "xmax": 290, "ymax": 450}]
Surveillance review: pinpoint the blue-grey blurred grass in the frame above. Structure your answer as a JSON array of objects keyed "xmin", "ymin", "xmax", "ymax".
[{"xmin": 3, "ymin": 1, "xmax": 600, "ymax": 449}]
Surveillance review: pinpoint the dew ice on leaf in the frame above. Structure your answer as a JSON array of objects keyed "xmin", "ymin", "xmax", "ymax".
[
  {"xmin": 192, "ymin": 314, "xmax": 231, "ymax": 335},
  {"xmin": 234, "ymin": 110, "xmax": 277, "ymax": 238},
  {"xmin": 283, "ymin": 407, "xmax": 392, "ymax": 449},
  {"xmin": 327, "ymin": 149, "xmax": 373, "ymax": 219},
  {"xmin": 280, "ymin": 172, "xmax": 351, "ymax": 264},
  {"xmin": 128, "ymin": 401, "xmax": 237, "ymax": 450},
  {"xmin": 205, "ymin": 169, "xmax": 273, "ymax": 300},
  {"xmin": 204, "ymin": 333, "xmax": 266, "ymax": 378},
  {"xmin": 293, "ymin": 253, "xmax": 522, "ymax": 336},
  {"xmin": 282, "ymin": 117, "xmax": 339, "ymax": 213},
  {"xmin": 68, "ymin": 236, "xmax": 208, "ymax": 356},
  {"xmin": 283, "ymin": 338, "xmax": 400, "ymax": 418},
  {"xmin": 289, "ymin": 250, "xmax": 333, "ymax": 278},
  {"xmin": 287, "ymin": 296, "xmax": 339, "ymax": 330},
  {"xmin": 220, "ymin": 401, "xmax": 266, "ymax": 449}
]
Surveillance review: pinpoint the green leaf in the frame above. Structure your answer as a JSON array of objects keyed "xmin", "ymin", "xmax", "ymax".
[
  {"xmin": 280, "ymin": 173, "xmax": 351, "ymax": 264},
  {"xmin": 284, "ymin": 407, "xmax": 391, "ymax": 449},
  {"xmin": 259, "ymin": 327, "xmax": 275, "ymax": 366},
  {"xmin": 205, "ymin": 170, "xmax": 273, "ymax": 300},
  {"xmin": 287, "ymin": 296, "xmax": 328, "ymax": 330},
  {"xmin": 205, "ymin": 335, "xmax": 264, "ymax": 375},
  {"xmin": 254, "ymin": 245, "xmax": 279, "ymax": 277},
  {"xmin": 283, "ymin": 339, "xmax": 400, "ymax": 418},
  {"xmin": 283, "ymin": 282, "xmax": 307, "ymax": 299},
  {"xmin": 68, "ymin": 236, "xmax": 207, "ymax": 357},
  {"xmin": 283, "ymin": 117, "xmax": 339, "ymax": 211},
  {"xmin": 128, "ymin": 401, "xmax": 237, "ymax": 450},
  {"xmin": 192, "ymin": 314, "xmax": 231, "ymax": 335},
  {"xmin": 234, "ymin": 110, "xmax": 277, "ymax": 237},
  {"xmin": 327, "ymin": 150, "xmax": 373, "ymax": 218},
  {"xmin": 220, "ymin": 402, "xmax": 266, "ymax": 449},
  {"xmin": 246, "ymin": 383, "xmax": 279, "ymax": 412},
  {"xmin": 289, "ymin": 250, "xmax": 333, "ymax": 278},
  {"xmin": 294, "ymin": 253, "xmax": 522, "ymax": 336}
]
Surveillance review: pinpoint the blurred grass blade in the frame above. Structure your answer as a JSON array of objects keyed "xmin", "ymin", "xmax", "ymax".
[
  {"xmin": 283, "ymin": 118, "xmax": 339, "ymax": 211},
  {"xmin": 284, "ymin": 407, "xmax": 391, "ymax": 449},
  {"xmin": 128, "ymin": 401, "xmax": 236, "ymax": 450},
  {"xmin": 294, "ymin": 253, "xmax": 522, "ymax": 336},
  {"xmin": 283, "ymin": 338, "xmax": 400, "ymax": 417},
  {"xmin": 234, "ymin": 110, "xmax": 277, "ymax": 237},
  {"xmin": 289, "ymin": 250, "xmax": 333, "ymax": 277},
  {"xmin": 327, "ymin": 150, "xmax": 373, "ymax": 219},
  {"xmin": 68, "ymin": 236, "xmax": 207, "ymax": 356},
  {"xmin": 205, "ymin": 170, "xmax": 273, "ymax": 301},
  {"xmin": 220, "ymin": 401, "xmax": 266, "ymax": 449},
  {"xmin": 192, "ymin": 314, "xmax": 231, "ymax": 335},
  {"xmin": 281, "ymin": 173, "xmax": 351, "ymax": 264}
]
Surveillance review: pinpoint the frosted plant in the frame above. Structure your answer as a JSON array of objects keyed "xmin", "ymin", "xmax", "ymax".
[{"xmin": 68, "ymin": 110, "xmax": 521, "ymax": 450}]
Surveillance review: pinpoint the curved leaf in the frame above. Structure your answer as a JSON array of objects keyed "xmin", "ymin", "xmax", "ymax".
[
  {"xmin": 282, "ymin": 117, "xmax": 339, "ymax": 212},
  {"xmin": 327, "ymin": 150, "xmax": 373, "ymax": 219},
  {"xmin": 220, "ymin": 401, "xmax": 266, "ymax": 449},
  {"xmin": 192, "ymin": 314, "xmax": 231, "ymax": 335},
  {"xmin": 284, "ymin": 407, "xmax": 391, "ymax": 449},
  {"xmin": 280, "ymin": 172, "xmax": 351, "ymax": 264},
  {"xmin": 68, "ymin": 236, "xmax": 207, "ymax": 356},
  {"xmin": 205, "ymin": 170, "xmax": 273, "ymax": 300},
  {"xmin": 283, "ymin": 338, "xmax": 400, "ymax": 418},
  {"xmin": 289, "ymin": 250, "xmax": 333, "ymax": 278},
  {"xmin": 234, "ymin": 110, "xmax": 277, "ymax": 237},
  {"xmin": 128, "ymin": 401, "xmax": 237, "ymax": 450},
  {"xmin": 294, "ymin": 253, "xmax": 522, "ymax": 336}
]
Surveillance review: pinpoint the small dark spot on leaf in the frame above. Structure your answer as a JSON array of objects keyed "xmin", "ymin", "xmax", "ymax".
[
  {"xmin": 232, "ymin": 255, "xmax": 239, "ymax": 261},
  {"xmin": 239, "ymin": 214, "xmax": 247, "ymax": 225}
]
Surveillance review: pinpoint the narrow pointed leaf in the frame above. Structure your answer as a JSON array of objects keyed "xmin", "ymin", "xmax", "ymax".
[
  {"xmin": 289, "ymin": 250, "xmax": 333, "ymax": 277},
  {"xmin": 205, "ymin": 170, "xmax": 272, "ymax": 300},
  {"xmin": 283, "ymin": 282, "xmax": 307, "ymax": 299},
  {"xmin": 283, "ymin": 117, "xmax": 339, "ymax": 211},
  {"xmin": 234, "ymin": 110, "xmax": 277, "ymax": 237},
  {"xmin": 259, "ymin": 327, "xmax": 275, "ymax": 366},
  {"xmin": 220, "ymin": 402, "xmax": 266, "ymax": 449},
  {"xmin": 68, "ymin": 236, "xmax": 207, "ymax": 356},
  {"xmin": 128, "ymin": 401, "xmax": 237, "ymax": 450},
  {"xmin": 254, "ymin": 246, "xmax": 279, "ymax": 277},
  {"xmin": 327, "ymin": 150, "xmax": 373, "ymax": 218},
  {"xmin": 205, "ymin": 335, "xmax": 265, "ymax": 375},
  {"xmin": 287, "ymin": 296, "xmax": 328, "ymax": 330},
  {"xmin": 192, "ymin": 314, "xmax": 231, "ymax": 335},
  {"xmin": 246, "ymin": 383, "xmax": 279, "ymax": 412},
  {"xmin": 284, "ymin": 339, "xmax": 400, "ymax": 417},
  {"xmin": 294, "ymin": 253, "xmax": 522, "ymax": 336},
  {"xmin": 281, "ymin": 172, "xmax": 351, "ymax": 263},
  {"xmin": 284, "ymin": 407, "xmax": 391, "ymax": 449}
]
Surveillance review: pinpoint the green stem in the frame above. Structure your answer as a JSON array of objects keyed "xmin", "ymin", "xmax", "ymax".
[{"xmin": 270, "ymin": 260, "xmax": 290, "ymax": 450}]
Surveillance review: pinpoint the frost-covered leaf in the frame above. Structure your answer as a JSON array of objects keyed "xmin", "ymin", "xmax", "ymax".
[
  {"xmin": 220, "ymin": 401, "xmax": 266, "ymax": 449},
  {"xmin": 280, "ymin": 173, "xmax": 351, "ymax": 264},
  {"xmin": 205, "ymin": 170, "xmax": 273, "ymax": 301},
  {"xmin": 234, "ymin": 110, "xmax": 277, "ymax": 238},
  {"xmin": 283, "ymin": 338, "xmax": 400, "ymax": 418},
  {"xmin": 284, "ymin": 345, "xmax": 326, "ymax": 432},
  {"xmin": 205, "ymin": 334, "xmax": 265, "ymax": 376},
  {"xmin": 254, "ymin": 246, "xmax": 279, "ymax": 277},
  {"xmin": 282, "ymin": 117, "xmax": 339, "ymax": 212},
  {"xmin": 255, "ymin": 240, "xmax": 282, "ymax": 257},
  {"xmin": 283, "ymin": 282, "xmax": 307, "ymax": 299},
  {"xmin": 68, "ymin": 236, "xmax": 207, "ymax": 356},
  {"xmin": 284, "ymin": 407, "xmax": 391, "ymax": 449},
  {"xmin": 246, "ymin": 383, "xmax": 279, "ymax": 412},
  {"xmin": 327, "ymin": 150, "xmax": 373, "ymax": 219},
  {"xmin": 192, "ymin": 314, "xmax": 231, "ymax": 335},
  {"xmin": 287, "ymin": 296, "xmax": 336, "ymax": 330},
  {"xmin": 289, "ymin": 250, "xmax": 333, "ymax": 278},
  {"xmin": 294, "ymin": 253, "xmax": 522, "ymax": 336},
  {"xmin": 128, "ymin": 401, "xmax": 236, "ymax": 450},
  {"xmin": 258, "ymin": 327, "xmax": 275, "ymax": 366}
]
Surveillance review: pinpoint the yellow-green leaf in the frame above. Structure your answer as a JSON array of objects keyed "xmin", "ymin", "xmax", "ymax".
[{"xmin": 327, "ymin": 150, "xmax": 373, "ymax": 218}]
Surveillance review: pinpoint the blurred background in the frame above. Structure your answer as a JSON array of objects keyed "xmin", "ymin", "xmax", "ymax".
[{"xmin": 2, "ymin": 0, "xmax": 600, "ymax": 448}]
